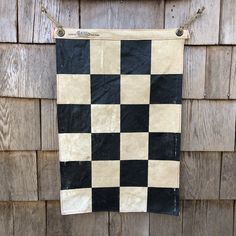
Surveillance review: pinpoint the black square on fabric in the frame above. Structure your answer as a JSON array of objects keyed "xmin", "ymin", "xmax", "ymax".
[
  {"xmin": 147, "ymin": 188, "xmax": 179, "ymax": 215},
  {"xmin": 92, "ymin": 133, "xmax": 120, "ymax": 160},
  {"xmin": 91, "ymin": 75, "xmax": 120, "ymax": 104},
  {"xmin": 56, "ymin": 39, "xmax": 90, "ymax": 74},
  {"xmin": 150, "ymin": 75, "xmax": 182, "ymax": 104},
  {"xmin": 120, "ymin": 160, "xmax": 148, "ymax": 186},
  {"xmin": 60, "ymin": 161, "xmax": 91, "ymax": 190},
  {"xmin": 149, "ymin": 133, "xmax": 181, "ymax": 161},
  {"xmin": 57, "ymin": 105, "xmax": 91, "ymax": 133},
  {"xmin": 121, "ymin": 40, "xmax": 151, "ymax": 74},
  {"xmin": 121, "ymin": 105, "xmax": 149, "ymax": 132},
  {"xmin": 92, "ymin": 188, "xmax": 119, "ymax": 211}
]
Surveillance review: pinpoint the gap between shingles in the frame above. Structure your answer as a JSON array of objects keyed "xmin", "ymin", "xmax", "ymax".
[{"xmin": 218, "ymin": 152, "xmax": 223, "ymax": 199}]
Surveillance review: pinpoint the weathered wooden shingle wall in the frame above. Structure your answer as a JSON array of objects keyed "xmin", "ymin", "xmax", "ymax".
[{"xmin": 0, "ymin": 0, "xmax": 236, "ymax": 235}]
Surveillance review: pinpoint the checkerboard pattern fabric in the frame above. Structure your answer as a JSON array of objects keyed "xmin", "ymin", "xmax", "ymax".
[{"xmin": 55, "ymin": 29, "xmax": 189, "ymax": 216}]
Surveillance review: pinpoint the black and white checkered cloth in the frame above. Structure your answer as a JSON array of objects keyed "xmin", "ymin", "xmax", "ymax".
[{"xmin": 56, "ymin": 29, "xmax": 187, "ymax": 215}]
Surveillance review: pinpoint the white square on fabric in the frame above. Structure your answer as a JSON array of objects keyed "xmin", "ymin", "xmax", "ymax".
[
  {"xmin": 148, "ymin": 160, "xmax": 180, "ymax": 188},
  {"xmin": 57, "ymin": 74, "xmax": 91, "ymax": 104},
  {"xmin": 120, "ymin": 187, "xmax": 147, "ymax": 212},
  {"xmin": 149, "ymin": 104, "xmax": 181, "ymax": 133},
  {"xmin": 59, "ymin": 133, "xmax": 91, "ymax": 161},
  {"xmin": 120, "ymin": 133, "xmax": 148, "ymax": 160},
  {"xmin": 60, "ymin": 188, "xmax": 92, "ymax": 215},
  {"xmin": 92, "ymin": 161, "xmax": 120, "ymax": 187},
  {"xmin": 91, "ymin": 105, "xmax": 120, "ymax": 133},
  {"xmin": 120, "ymin": 75, "xmax": 150, "ymax": 104}
]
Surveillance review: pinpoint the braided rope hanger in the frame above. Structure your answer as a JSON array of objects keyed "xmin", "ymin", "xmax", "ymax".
[
  {"xmin": 176, "ymin": 6, "xmax": 205, "ymax": 36},
  {"xmin": 41, "ymin": 5, "xmax": 205, "ymax": 37},
  {"xmin": 41, "ymin": 6, "xmax": 65, "ymax": 37}
]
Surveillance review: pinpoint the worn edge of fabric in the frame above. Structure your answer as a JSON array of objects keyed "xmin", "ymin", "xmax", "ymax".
[{"xmin": 53, "ymin": 28, "xmax": 190, "ymax": 40}]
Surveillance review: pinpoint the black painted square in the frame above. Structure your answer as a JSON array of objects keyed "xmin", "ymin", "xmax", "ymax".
[
  {"xmin": 60, "ymin": 161, "xmax": 91, "ymax": 189},
  {"xmin": 92, "ymin": 188, "xmax": 119, "ymax": 211},
  {"xmin": 120, "ymin": 160, "xmax": 148, "ymax": 186},
  {"xmin": 56, "ymin": 39, "xmax": 90, "ymax": 74},
  {"xmin": 92, "ymin": 133, "xmax": 120, "ymax": 160},
  {"xmin": 150, "ymin": 75, "xmax": 182, "ymax": 104},
  {"xmin": 121, "ymin": 105, "xmax": 149, "ymax": 132},
  {"xmin": 121, "ymin": 40, "xmax": 151, "ymax": 74},
  {"xmin": 57, "ymin": 105, "xmax": 91, "ymax": 133},
  {"xmin": 147, "ymin": 188, "xmax": 179, "ymax": 215},
  {"xmin": 149, "ymin": 133, "xmax": 181, "ymax": 161},
  {"xmin": 91, "ymin": 75, "xmax": 120, "ymax": 104}
]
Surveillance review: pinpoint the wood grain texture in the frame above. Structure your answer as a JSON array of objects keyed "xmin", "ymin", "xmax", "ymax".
[
  {"xmin": 181, "ymin": 100, "xmax": 236, "ymax": 151},
  {"xmin": 0, "ymin": 152, "xmax": 37, "ymax": 201},
  {"xmin": 0, "ymin": 0, "xmax": 17, "ymax": 42},
  {"xmin": 41, "ymin": 100, "xmax": 58, "ymax": 150},
  {"xmin": 33, "ymin": 0, "xmax": 79, "ymax": 43},
  {"xmin": 38, "ymin": 151, "xmax": 60, "ymax": 200},
  {"xmin": 80, "ymin": 0, "xmax": 164, "ymax": 29},
  {"xmin": 47, "ymin": 201, "xmax": 109, "ymax": 236},
  {"xmin": 229, "ymin": 47, "xmax": 236, "ymax": 99},
  {"xmin": 0, "ymin": 202, "xmax": 13, "ymax": 236},
  {"xmin": 205, "ymin": 46, "xmax": 232, "ymax": 99},
  {"xmin": 183, "ymin": 46, "xmax": 206, "ymax": 99},
  {"xmin": 183, "ymin": 200, "xmax": 233, "ymax": 236},
  {"xmin": 0, "ymin": 98, "xmax": 40, "ymax": 150},
  {"xmin": 13, "ymin": 202, "xmax": 46, "ymax": 236},
  {"xmin": 18, "ymin": 0, "xmax": 36, "ymax": 43},
  {"xmin": 0, "ymin": 44, "xmax": 56, "ymax": 99},
  {"xmin": 110, "ymin": 212, "xmax": 149, "ymax": 236},
  {"xmin": 220, "ymin": 152, "xmax": 236, "ymax": 199},
  {"xmin": 220, "ymin": 0, "xmax": 236, "ymax": 44},
  {"xmin": 180, "ymin": 152, "xmax": 221, "ymax": 199},
  {"xmin": 165, "ymin": 0, "xmax": 220, "ymax": 45},
  {"xmin": 150, "ymin": 208, "xmax": 182, "ymax": 236}
]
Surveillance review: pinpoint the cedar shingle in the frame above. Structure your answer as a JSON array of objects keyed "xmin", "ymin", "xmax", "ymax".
[
  {"xmin": 0, "ymin": 152, "xmax": 37, "ymax": 200},
  {"xmin": 0, "ymin": 98, "xmax": 40, "ymax": 150}
]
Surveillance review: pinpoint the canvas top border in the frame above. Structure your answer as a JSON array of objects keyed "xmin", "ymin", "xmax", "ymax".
[{"xmin": 53, "ymin": 28, "xmax": 190, "ymax": 41}]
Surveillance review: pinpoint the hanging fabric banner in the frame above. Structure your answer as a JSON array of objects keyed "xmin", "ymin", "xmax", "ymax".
[{"xmin": 55, "ymin": 28, "xmax": 189, "ymax": 216}]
